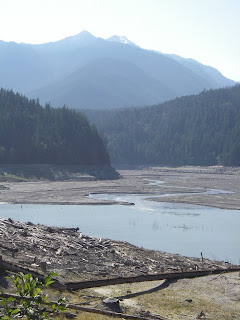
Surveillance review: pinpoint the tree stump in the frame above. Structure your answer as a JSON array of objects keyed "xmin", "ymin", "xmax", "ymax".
[
  {"xmin": 103, "ymin": 297, "xmax": 122, "ymax": 313},
  {"xmin": 40, "ymin": 261, "xmax": 47, "ymax": 271}
]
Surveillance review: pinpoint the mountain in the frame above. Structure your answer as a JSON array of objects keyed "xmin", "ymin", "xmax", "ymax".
[
  {"xmin": 84, "ymin": 84, "xmax": 240, "ymax": 166},
  {"xmin": 34, "ymin": 30, "xmax": 100, "ymax": 52},
  {"xmin": 33, "ymin": 58, "xmax": 175, "ymax": 109},
  {"xmin": 0, "ymin": 31, "xmax": 236, "ymax": 109}
]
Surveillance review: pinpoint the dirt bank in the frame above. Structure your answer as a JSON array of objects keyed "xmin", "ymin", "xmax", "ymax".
[{"xmin": 0, "ymin": 164, "xmax": 119, "ymax": 182}]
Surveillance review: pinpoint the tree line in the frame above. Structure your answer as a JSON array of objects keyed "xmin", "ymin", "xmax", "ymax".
[
  {"xmin": 85, "ymin": 84, "xmax": 240, "ymax": 166},
  {"xmin": 0, "ymin": 88, "xmax": 110, "ymax": 165}
]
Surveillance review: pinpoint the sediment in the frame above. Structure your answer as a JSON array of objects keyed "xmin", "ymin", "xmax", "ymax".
[{"xmin": 1, "ymin": 165, "xmax": 240, "ymax": 208}]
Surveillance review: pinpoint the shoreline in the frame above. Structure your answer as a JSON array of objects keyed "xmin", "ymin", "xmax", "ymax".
[
  {"xmin": 1, "ymin": 191, "xmax": 240, "ymax": 211},
  {"xmin": 2, "ymin": 195, "xmax": 239, "ymax": 210},
  {"xmin": 1, "ymin": 188, "xmax": 240, "ymax": 210},
  {"xmin": 0, "ymin": 200, "xmax": 131, "ymax": 206}
]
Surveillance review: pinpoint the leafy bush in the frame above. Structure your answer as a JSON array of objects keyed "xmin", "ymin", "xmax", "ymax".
[{"xmin": 0, "ymin": 272, "xmax": 67, "ymax": 320}]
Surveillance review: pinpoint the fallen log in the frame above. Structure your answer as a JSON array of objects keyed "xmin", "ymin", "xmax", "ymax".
[
  {"xmin": 0, "ymin": 243, "xmax": 18, "ymax": 253},
  {"xmin": 2, "ymin": 256, "xmax": 240, "ymax": 293},
  {"xmin": 0, "ymin": 218, "xmax": 24, "ymax": 229},
  {"xmin": 66, "ymin": 267, "xmax": 240, "ymax": 290}
]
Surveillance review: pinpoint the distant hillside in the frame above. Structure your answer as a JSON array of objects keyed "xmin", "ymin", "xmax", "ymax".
[
  {"xmin": 0, "ymin": 88, "xmax": 110, "ymax": 165},
  {"xmin": 167, "ymin": 54, "xmax": 232, "ymax": 88},
  {"xmin": 34, "ymin": 58, "xmax": 175, "ymax": 109},
  {"xmin": 0, "ymin": 31, "xmax": 235, "ymax": 109},
  {"xmin": 84, "ymin": 85, "xmax": 240, "ymax": 166}
]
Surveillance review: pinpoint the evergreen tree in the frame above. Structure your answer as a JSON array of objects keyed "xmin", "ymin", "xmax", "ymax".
[
  {"xmin": 0, "ymin": 89, "xmax": 110, "ymax": 165},
  {"xmin": 85, "ymin": 84, "xmax": 240, "ymax": 166}
]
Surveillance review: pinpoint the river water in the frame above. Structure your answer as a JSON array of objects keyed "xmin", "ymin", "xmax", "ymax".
[{"xmin": 0, "ymin": 180, "xmax": 239, "ymax": 264}]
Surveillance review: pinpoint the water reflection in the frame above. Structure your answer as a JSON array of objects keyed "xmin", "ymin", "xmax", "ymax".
[{"xmin": 152, "ymin": 220, "xmax": 161, "ymax": 230}]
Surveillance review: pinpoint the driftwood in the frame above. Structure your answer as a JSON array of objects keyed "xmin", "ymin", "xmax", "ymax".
[
  {"xmin": 0, "ymin": 218, "xmax": 24, "ymax": 229},
  {"xmin": 0, "ymin": 216, "xmax": 239, "ymax": 284},
  {"xmin": 0, "ymin": 244, "xmax": 18, "ymax": 253}
]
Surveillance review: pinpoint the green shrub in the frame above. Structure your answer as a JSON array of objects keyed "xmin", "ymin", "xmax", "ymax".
[{"xmin": 0, "ymin": 272, "xmax": 67, "ymax": 320}]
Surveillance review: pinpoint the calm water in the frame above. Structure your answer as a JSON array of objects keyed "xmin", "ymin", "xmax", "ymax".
[{"xmin": 0, "ymin": 189, "xmax": 240, "ymax": 264}]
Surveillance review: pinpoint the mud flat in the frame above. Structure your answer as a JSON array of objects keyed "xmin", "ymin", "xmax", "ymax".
[{"xmin": 0, "ymin": 165, "xmax": 240, "ymax": 209}]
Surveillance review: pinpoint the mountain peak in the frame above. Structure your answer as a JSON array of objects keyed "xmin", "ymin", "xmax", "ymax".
[
  {"xmin": 107, "ymin": 35, "xmax": 139, "ymax": 47},
  {"xmin": 63, "ymin": 30, "xmax": 95, "ymax": 42},
  {"xmin": 44, "ymin": 30, "xmax": 100, "ymax": 49}
]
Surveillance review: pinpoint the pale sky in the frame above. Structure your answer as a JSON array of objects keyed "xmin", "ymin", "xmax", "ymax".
[{"xmin": 0, "ymin": 0, "xmax": 239, "ymax": 81}]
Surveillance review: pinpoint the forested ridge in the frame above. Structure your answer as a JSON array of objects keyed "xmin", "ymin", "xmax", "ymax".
[
  {"xmin": 0, "ymin": 88, "xmax": 110, "ymax": 165},
  {"xmin": 85, "ymin": 85, "xmax": 240, "ymax": 166}
]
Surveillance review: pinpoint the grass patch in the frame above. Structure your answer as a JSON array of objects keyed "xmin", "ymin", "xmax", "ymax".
[{"xmin": 0, "ymin": 172, "xmax": 28, "ymax": 182}]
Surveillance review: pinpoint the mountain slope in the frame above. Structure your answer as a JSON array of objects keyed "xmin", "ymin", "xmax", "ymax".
[
  {"xmin": 0, "ymin": 88, "xmax": 110, "ymax": 165},
  {"xmin": 0, "ymin": 41, "xmax": 52, "ymax": 92},
  {"xmin": 84, "ymin": 85, "xmax": 240, "ymax": 166},
  {"xmin": 0, "ymin": 31, "xmax": 236, "ymax": 109},
  {"xmin": 34, "ymin": 58, "xmax": 175, "ymax": 109},
  {"xmin": 167, "ymin": 54, "xmax": 233, "ymax": 88},
  {"xmin": 32, "ymin": 39, "xmax": 227, "ymax": 108}
]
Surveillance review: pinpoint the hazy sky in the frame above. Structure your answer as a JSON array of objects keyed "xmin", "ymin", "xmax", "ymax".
[{"xmin": 0, "ymin": 0, "xmax": 239, "ymax": 81}]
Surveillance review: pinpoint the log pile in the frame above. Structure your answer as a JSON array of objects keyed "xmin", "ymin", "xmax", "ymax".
[{"xmin": 0, "ymin": 217, "xmax": 235, "ymax": 282}]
